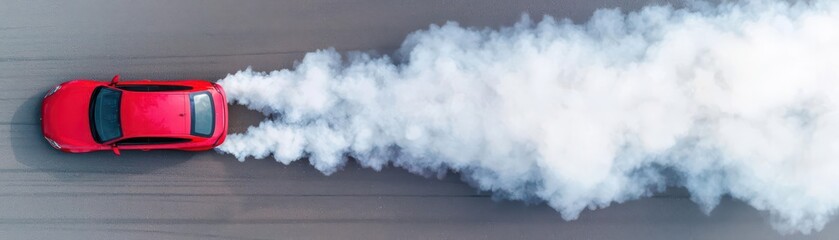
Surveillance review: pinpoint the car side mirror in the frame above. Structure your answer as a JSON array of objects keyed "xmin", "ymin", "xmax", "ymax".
[
  {"xmin": 111, "ymin": 144, "xmax": 121, "ymax": 156},
  {"xmin": 110, "ymin": 74, "xmax": 120, "ymax": 86}
]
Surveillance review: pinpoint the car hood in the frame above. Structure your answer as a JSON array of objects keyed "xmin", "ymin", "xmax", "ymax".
[{"xmin": 41, "ymin": 81, "xmax": 101, "ymax": 147}]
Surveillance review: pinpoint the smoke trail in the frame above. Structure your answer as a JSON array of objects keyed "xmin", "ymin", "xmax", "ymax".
[{"xmin": 217, "ymin": 0, "xmax": 839, "ymax": 234}]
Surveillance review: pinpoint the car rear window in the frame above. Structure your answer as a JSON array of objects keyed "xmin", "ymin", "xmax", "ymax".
[
  {"xmin": 90, "ymin": 87, "xmax": 123, "ymax": 142},
  {"xmin": 190, "ymin": 91, "xmax": 214, "ymax": 137}
]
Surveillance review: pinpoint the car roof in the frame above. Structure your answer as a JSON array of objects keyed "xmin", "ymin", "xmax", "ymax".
[{"xmin": 119, "ymin": 90, "xmax": 192, "ymax": 138}]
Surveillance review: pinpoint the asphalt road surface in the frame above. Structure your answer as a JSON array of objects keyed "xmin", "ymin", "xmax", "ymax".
[{"xmin": 1, "ymin": 0, "xmax": 837, "ymax": 239}]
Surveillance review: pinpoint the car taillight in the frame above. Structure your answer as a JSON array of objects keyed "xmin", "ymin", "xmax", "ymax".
[{"xmin": 212, "ymin": 83, "xmax": 227, "ymax": 102}]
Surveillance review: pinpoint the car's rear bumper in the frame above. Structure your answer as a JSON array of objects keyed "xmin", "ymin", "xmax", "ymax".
[{"xmin": 212, "ymin": 83, "xmax": 228, "ymax": 147}]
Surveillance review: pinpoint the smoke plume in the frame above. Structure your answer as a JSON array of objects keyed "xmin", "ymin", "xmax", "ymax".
[{"xmin": 217, "ymin": 0, "xmax": 839, "ymax": 234}]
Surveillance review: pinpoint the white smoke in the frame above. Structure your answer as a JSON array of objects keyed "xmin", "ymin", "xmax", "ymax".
[{"xmin": 217, "ymin": 0, "xmax": 839, "ymax": 234}]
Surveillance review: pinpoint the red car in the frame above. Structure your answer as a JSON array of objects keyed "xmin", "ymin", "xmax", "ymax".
[{"xmin": 41, "ymin": 75, "xmax": 228, "ymax": 155}]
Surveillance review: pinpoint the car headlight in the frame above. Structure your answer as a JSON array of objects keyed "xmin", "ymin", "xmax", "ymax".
[
  {"xmin": 44, "ymin": 137, "xmax": 61, "ymax": 149},
  {"xmin": 44, "ymin": 85, "xmax": 61, "ymax": 98}
]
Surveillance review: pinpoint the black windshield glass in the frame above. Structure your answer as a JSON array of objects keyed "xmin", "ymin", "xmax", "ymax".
[
  {"xmin": 190, "ymin": 92, "xmax": 214, "ymax": 137},
  {"xmin": 91, "ymin": 87, "xmax": 122, "ymax": 142}
]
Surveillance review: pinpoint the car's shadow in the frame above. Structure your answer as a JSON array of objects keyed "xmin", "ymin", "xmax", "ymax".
[{"xmin": 11, "ymin": 93, "xmax": 193, "ymax": 180}]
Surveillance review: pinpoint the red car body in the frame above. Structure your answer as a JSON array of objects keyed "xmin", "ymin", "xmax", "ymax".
[{"xmin": 41, "ymin": 75, "xmax": 227, "ymax": 155}]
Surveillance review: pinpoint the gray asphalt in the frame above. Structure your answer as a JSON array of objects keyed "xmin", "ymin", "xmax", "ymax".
[{"xmin": 1, "ymin": 0, "xmax": 837, "ymax": 239}]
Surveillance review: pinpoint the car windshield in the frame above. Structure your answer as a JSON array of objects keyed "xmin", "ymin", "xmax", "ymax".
[
  {"xmin": 91, "ymin": 87, "xmax": 122, "ymax": 142},
  {"xmin": 190, "ymin": 92, "xmax": 214, "ymax": 137}
]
